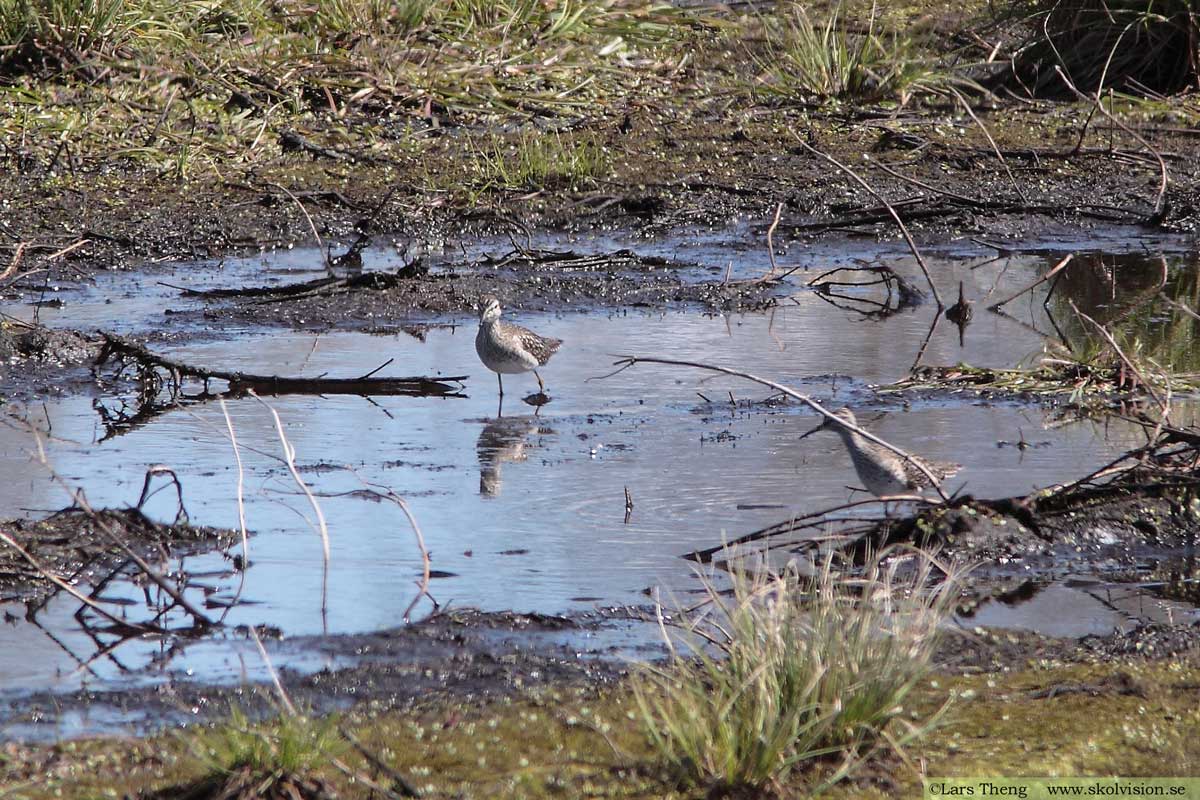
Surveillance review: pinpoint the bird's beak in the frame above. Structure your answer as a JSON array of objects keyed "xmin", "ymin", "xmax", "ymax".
[{"xmin": 797, "ymin": 420, "xmax": 825, "ymax": 441}]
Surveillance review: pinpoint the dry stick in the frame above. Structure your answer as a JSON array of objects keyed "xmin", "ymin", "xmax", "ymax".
[
  {"xmin": 217, "ymin": 399, "xmax": 250, "ymax": 625},
  {"xmin": 870, "ymin": 159, "xmax": 983, "ymax": 207},
  {"xmin": 44, "ymin": 238, "xmax": 90, "ymax": 262},
  {"xmin": 249, "ymin": 390, "xmax": 331, "ymax": 615},
  {"xmin": 1160, "ymin": 292, "xmax": 1200, "ymax": 322},
  {"xmin": 249, "ymin": 624, "xmax": 297, "ymax": 716},
  {"xmin": 1069, "ymin": 300, "xmax": 1167, "ymax": 415},
  {"xmin": 339, "ymin": 730, "xmax": 421, "ymax": 798},
  {"xmin": 220, "ymin": 398, "xmax": 249, "ymax": 566},
  {"xmin": 269, "ymin": 182, "xmax": 334, "ymax": 275},
  {"xmin": 357, "ymin": 478, "xmax": 432, "ymax": 622},
  {"xmin": 909, "ymin": 312, "xmax": 941, "ymax": 372},
  {"xmin": 987, "ymin": 254, "xmax": 1073, "ymax": 310},
  {"xmin": 330, "ymin": 758, "xmax": 413, "ymax": 800},
  {"xmin": 685, "ymin": 496, "xmax": 907, "ymax": 565},
  {"xmin": 0, "ymin": 527, "xmax": 159, "ymax": 633},
  {"xmin": 595, "ymin": 356, "xmax": 950, "ymax": 501},
  {"xmin": 0, "ymin": 242, "xmax": 30, "ymax": 282},
  {"xmin": 83, "ymin": 501, "xmax": 215, "ymax": 627},
  {"xmin": 21, "ymin": 420, "xmax": 216, "ymax": 627},
  {"xmin": 947, "ymin": 87, "xmax": 1027, "ymax": 203},
  {"xmin": 1055, "ymin": 67, "xmax": 1169, "ymax": 220},
  {"xmin": 792, "ymin": 136, "xmax": 943, "ymax": 309},
  {"xmin": 754, "ymin": 201, "xmax": 785, "ymax": 283}
]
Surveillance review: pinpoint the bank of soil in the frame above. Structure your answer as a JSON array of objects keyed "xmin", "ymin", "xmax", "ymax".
[{"xmin": 3, "ymin": 608, "xmax": 1200, "ymax": 799}]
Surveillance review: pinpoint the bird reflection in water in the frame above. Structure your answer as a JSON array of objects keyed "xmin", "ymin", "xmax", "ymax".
[{"xmin": 477, "ymin": 416, "xmax": 547, "ymax": 497}]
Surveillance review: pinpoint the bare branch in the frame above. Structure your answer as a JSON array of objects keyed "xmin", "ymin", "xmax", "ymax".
[{"xmin": 987, "ymin": 254, "xmax": 1074, "ymax": 310}]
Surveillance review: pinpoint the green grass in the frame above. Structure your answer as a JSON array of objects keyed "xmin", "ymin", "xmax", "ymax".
[
  {"xmin": 634, "ymin": 547, "xmax": 962, "ymax": 793},
  {"xmin": 476, "ymin": 131, "xmax": 609, "ymax": 191},
  {"xmin": 750, "ymin": 1, "xmax": 947, "ymax": 105},
  {"xmin": 188, "ymin": 706, "xmax": 345, "ymax": 776},
  {"xmin": 9, "ymin": 657, "xmax": 1200, "ymax": 798},
  {"xmin": 0, "ymin": 0, "xmax": 705, "ymax": 175}
]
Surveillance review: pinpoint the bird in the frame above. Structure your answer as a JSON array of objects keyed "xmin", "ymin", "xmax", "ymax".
[
  {"xmin": 945, "ymin": 281, "xmax": 973, "ymax": 326},
  {"xmin": 798, "ymin": 407, "xmax": 960, "ymax": 499},
  {"xmin": 475, "ymin": 296, "xmax": 562, "ymax": 399}
]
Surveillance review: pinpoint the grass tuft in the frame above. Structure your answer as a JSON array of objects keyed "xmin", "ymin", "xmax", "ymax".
[
  {"xmin": 634, "ymin": 546, "xmax": 961, "ymax": 793},
  {"xmin": 752, "ymin": 1, "xmax": 945, "ymax": 105},
  {"xmin": 181, "ymin": 706, "xmax": 346, "ymax": 787},
  {"xmin": 477, "ymin": 131, "xmax": 609, "ymax": 191}
]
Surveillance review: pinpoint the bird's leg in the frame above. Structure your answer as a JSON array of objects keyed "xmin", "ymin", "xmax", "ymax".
[
  {"xmin": 534, "ymin": 370, "xmax": 545, "ymax": 393},
  {"xmin": 497, "ymin": 373, "xmax": 504, "ymax": 397}
]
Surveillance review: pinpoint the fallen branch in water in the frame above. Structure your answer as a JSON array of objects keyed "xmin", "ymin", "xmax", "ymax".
[{"xmin": 97, "ymin": 332, "xmax": 467, "ymax": 399}]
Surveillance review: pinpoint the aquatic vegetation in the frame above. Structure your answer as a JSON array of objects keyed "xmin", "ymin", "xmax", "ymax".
[{"xmin": 634, "ymin": 547, "xmax": 961, "ymax": 792}]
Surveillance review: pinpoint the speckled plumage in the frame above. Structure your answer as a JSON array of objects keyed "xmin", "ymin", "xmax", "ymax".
[
  {"xmin": 801, "ymin": 407, "xmax": 959, "ymax": 497},
  {"xmin": 475, "ymin": 296, "xmax": 562, "ymax": 396}
]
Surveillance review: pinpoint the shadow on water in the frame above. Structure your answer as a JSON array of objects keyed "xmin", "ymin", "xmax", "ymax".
[{"xmin": 2, "ymin": 225, "xmax": 1200, "ymax": 733}]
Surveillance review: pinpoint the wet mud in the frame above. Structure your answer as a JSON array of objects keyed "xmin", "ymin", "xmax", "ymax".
[
  {"xmin": 0, "ymin": 507, "xmax": 236, "ymax": 605},
  {"xmin": 0, "ymin": 325, "xmax": 98, "ymax": 401}
]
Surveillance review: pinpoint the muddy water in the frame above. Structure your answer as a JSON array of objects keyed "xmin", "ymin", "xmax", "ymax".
[{"xmin": 2, "ymin": 227, "xmax": 1199, "ymax": 725}]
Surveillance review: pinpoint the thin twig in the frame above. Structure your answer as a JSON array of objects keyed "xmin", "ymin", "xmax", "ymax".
[
  {"xmin": 249, "ymin": 390, "xmax": 331, "ymax": 619},
  {"xmin": 755, "ymin": 201, "xmax": 784, "ymax": 283},
  {"xmin": 1069, "ymin": 300, "xmax": 1167, "ymax": 415},
  {"xmin": 0, "ymin": 242, "xmax": 30, "ymax": 282},
  {"xmin": 0, "ymin": 526, "xmax": 159, "ymax": 633},
  {"xmin": 948, "ymin": 87, "xmax": 1026, "ymax": 203},
  {"xmin": 987, "ymin": 254, "xmax": 1073, "ymax": 310},
  {"xmin": 358, "ymin": 478, "xmax": 433, "ymax": 622},
  {"xmin": 219, "ymin": 399, "xmax": 249, "ymax": 566},
  {"xmin": 249, "ymin": 624, "xmax": 297, "ymax": 716},
  {"xmin": 250, "ymin": 391, "xmax": 330, "ymax": 562},
  {"xmin": 269, "ymin": 182, "xmax": 334, "ymax": 275}
]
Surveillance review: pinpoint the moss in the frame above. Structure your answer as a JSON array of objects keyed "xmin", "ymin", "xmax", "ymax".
[{"xmin": 8, "ymin": 656, "xmax": 1200, "ymax": 799}]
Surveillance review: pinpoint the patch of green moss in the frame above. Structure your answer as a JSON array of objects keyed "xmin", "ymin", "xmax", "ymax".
[{"xmin": 8, "ymin": 657, "xmax": 1200, "ymax": 799}]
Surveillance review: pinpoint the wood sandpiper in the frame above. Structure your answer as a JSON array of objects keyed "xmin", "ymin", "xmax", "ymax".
[
  {"xmin": 475, "ymin": 296, "xmax": 562, "ymax": 398},
  {"xmin": 798, "ymin": 407, "xmax": 960, "ymax": 499}
]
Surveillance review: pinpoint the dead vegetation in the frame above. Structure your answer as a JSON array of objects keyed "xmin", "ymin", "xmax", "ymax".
[{"xmin": 1002, "ymin": 0, "xmax": 1200, "ymax": 97}]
